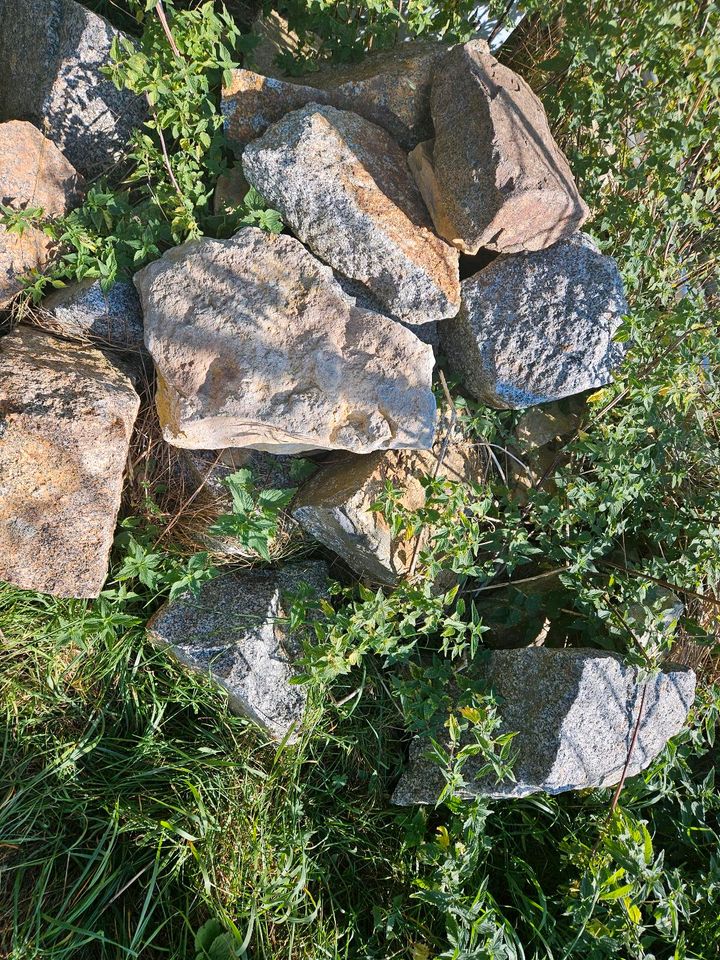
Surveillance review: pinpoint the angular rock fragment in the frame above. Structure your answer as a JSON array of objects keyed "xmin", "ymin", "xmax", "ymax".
[
  {"xmin": 392, "ymin": 648, "xmax": 695, "ymax": 803},
  {"xmin": 0, "ymin": 0, "xmax": 146, "ymax": 177},
  {"xmin": 0, "ymin": 121, "xmax": 84, "ymax": 308},
  {"xmin": 0, "ymin": 326, "xmax": 140, "ymax": 598},
  {"xmin": 247, "ymin": 9, "xmax": 320, "ymax": 77},
  {"xmin": 441, "ymin": 233, "xmax": 628, "ymax": 408},
  {"xmin": 147, "ymin": 563, "xmax": 328, "ymax": 740},
  {"xmin": 223, "ymin": 43, "xmax": 444, "ymax": 154},
  {"xmin": 134, "ymin": 227, "xmax": 436, "ymax": 453},
  {"xmin": 509, "ymin": 396, "xmax": 586, "ymax": 499},
  {"xmin": 213, "ymin": 166, "xmax": 250, "ymax": 216},
  {"xmin": 293, "ymin": 426, "xmax": 480, "ymax": 584},
  {"xmin": 242, "ymin": 104, "xmax": 460, "ymax": 325},
  {"xmin": 410, "ymin": 40, "xmax": 589, "ymax": 254},
  {"xmin": 40, "ymin": 279, "xmax": 144, "ymax": 350}
]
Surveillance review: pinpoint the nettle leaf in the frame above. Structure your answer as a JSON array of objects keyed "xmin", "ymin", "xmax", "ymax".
[{"xmin": 257, "ymin": 487, "xmax": 297, "ymax": 509}]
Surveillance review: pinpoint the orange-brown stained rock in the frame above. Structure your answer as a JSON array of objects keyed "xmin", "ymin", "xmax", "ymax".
[
  {"xmin": 242, "ymin": 104, "xmax": 460, "ymax": 325},
  {"xmin": 0, "ymin": 121, "xmax": 84, "ymax": 308},
  {"xmin": 0, "ymin": 326, "xmax": 139, "ymax": 597},
  {"xmin": 292, "ymin": 424, "xmax": 481, "ymax": 585},
  {"xmin": 222, "ymin": 43, "xmax": 445, "ymax": 154},
  {"xmin": 412, "ymin": 41, "xmax": 589, "ymax": 255}
]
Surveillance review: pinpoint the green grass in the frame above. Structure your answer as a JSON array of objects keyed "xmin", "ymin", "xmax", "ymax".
[
  {"xmin": 1, "ymin": 566, "xmax": 719, "ymax": 959},
  {"xmin": 2, "ymin": 0, "xmax": 720, "ymax": 957}
]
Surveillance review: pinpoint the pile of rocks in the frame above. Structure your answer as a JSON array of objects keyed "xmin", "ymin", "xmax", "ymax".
[{"xmin": 0, "ymin": 1, "xmax": 692, "ymax": 796}]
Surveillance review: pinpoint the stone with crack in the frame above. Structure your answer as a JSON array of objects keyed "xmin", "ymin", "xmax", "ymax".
[
  {"xmin": 0, "ymin": 121, "xmax": 84, "ymax": 309},
  {"xmin": 147, "ymin": 562, "xmax": 328, "ymax": 741},
  {"xmin": 0, "ymin": 325, "xmax": 140, "ymax": 597},
  {"xmin": 409, "ymin": 40, "xmax": 589, "ymax": 255},
  {"xmin": 441, "ymin": 233, "xmax": 628, "ymax": 408},
  {"xmin": 0, "ymin": 0, "xmax": 146, "ymax": 178},
  {"xmin": 242, "ymin": 104, "xmax": 460, "ymax": 326},
  {"xmin": 392, "ymin": 648, "xmax": 696, "ymax": 803},
  {"xmin": 134, "ymin": 227, "xmax": 437, "ymax": 453}
]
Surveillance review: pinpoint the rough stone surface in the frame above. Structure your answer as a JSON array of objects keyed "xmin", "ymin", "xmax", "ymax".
[
  {"xmin": 411, "ymin": 40, "xmax": 589, "ymax": 254},
  {"xmin": 509, "ymin": 396, "xmax": 586, "ymax": 499},
  {"xmin": 242, "ymin": 104, "xmax": 460, "ymax": 325},
  {"xmin": 147, "ymin": 562, "xmax": 328, "ymax": 740},
  {"xmin": 134, "ymin": 227, "xmax": 436, "ymax": 453},
  {"xmin": 223, "ymin": 43, "xmax": 445, "ymax": 154},
  {"xmin": 392, "ymin": 648, "xmax": 696, "ymax": 803},
  {"xmin": 441, "ymin": 233, "xmax": 628, "ymax": 408},
  {"xmin": 213, "ymin": 166, "xmax": 250, "ymax": 216},
  {"xmin": 246, "ymin": 9, "xmax": 320, "ymax": 77},
  {"xmin": 0, "ymin": 0, "xmax": 146, "ymax": 178},
  {"xmin": 40, "ymin": 279, "xmax": 144, "ymax": 349},
  {"xmin": 0, "ymin": 325, "xmax": 140, "ymax": 598},
  {"xmin": 0, "ymin": 121, "xmax": 84, "ymax": 308},
  {"xmin": 514, "ymin": 396, "xmax": 586, "ymax": 453},
  {"xmin": 293, "ymin": 424, "xmax": 480, "ymax": 584}
]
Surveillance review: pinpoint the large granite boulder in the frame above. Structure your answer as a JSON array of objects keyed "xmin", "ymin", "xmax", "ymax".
[
  {"xmin": 409, "ymin": 40, "xmax": 589, "ymax": 255},
  {"xmin": 0, "ymin": 326, "xmax": 140, "ymax": 597},
  {"xmin": 0, "ymin": 0, "xmax": 146, "ymax": 178},
  {"xmin": 393, "ymin": 648, "xmax": 695, "ymax": 804},
  {"xmin": 0, "ymin": 121, "xmax": 84, "ymax": 308},
  {"xmin": 292, "ymin": 427, "xmax": 481, "ymax": 585},
  {"xmin": 222, "ymin": 43, "xmax": 444, "ymax": 155},
  {"xmin": 242, "ymin": 104, "xmax": 460, "ymax": 326},
  {"xmin": 39, "ymin": 279, "xmax": 144, "ymax": 350},
  {"xmin": 147, "ymin": 562, "xmax": 328, "ymax": 741},
  {"xmin": 441, "ymin": 233, "xmax": 628, "ymax": 408},
  {"xmin": 134, "ymin": 227, "xmax": 436, "ymax": 453}
]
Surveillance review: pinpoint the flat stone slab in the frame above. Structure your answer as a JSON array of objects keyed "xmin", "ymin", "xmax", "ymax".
[
  {"xmin": 222, "ymin": 43, "xmax": 444, "ymax": 154},
  {"xmin": 1, "ymin": 121, "xmax": 84, "ymax": 308},
  {"xmin": 134, "ymin": 227, "xmax": 437, "ymax": 454},
  {"xmin": 293, "ymin": 427, "xmax": 480, "ymax": 584},
  {"xmin": 0, "ymin": 0, "xmax": 146, "ymax": 178},
  {"xmin": 392, "ymin": 648, "xmax": 695, "ymax": 804},
  {"xmin": 40, "ymin": 279, "xmax": 144, "ymax": 350},
  {"xmin": 0, "ymin": 326, "xmax": 140, "ymax": 597},
  {"xmin": 147, "ymin": 563, "xmax": 328, "ymax": 740},
  {"xmin": 242, "ymin": 104, "xmax": 460, "ymax": 326},
  {"xmin": 410, "ymin": 40, "xmax": 588, "ymax": 254},
  {"xmin": 441, "ymin": 233, "xmax": 628, "ymax": 408}
]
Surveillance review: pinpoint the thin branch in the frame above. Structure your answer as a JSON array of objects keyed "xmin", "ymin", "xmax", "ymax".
[
  {"xmin": 467, "ymin": 566, "xmax": 570, "ymax": 595},
  {"xmin": 155, "ymin": 1, "xmax": 183, "ymax": 60},
  {"xmin": 407, "ymin": 371, "xmax": 457, "ymax": 579}
]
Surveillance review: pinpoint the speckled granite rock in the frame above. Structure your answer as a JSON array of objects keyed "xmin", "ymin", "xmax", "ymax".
[
  {"xmin": 0, "ymin": 326, "xmax": 140, "ymax": 597},
  {"xmin": 0, "ymin": 121, "xmax": 84, "ymax": 308},
  {"xmin": 223, "ymin": 43, "xmax": 444, "ymax": 155},
  {"xmin": 441, "ymin": 233, "xmax": 628, "ymax": 408},
  {"xmin": 409, "ymin": 40, "xmax": 589, "ymax": 254},
  {"xmin": 40, "ymin": 279, "xmax": 144, "ymax": 349},
  {"xmin": 135, "ymin": 227, "xmax": 436, "ymax": 453},
  {"xmin": 147, "ymin": 562, "xmax": 328, "ymax": 740},
  {"xmin": 0, "ymin": 0, "xmax": 146, "ymax": 178},
  {"xmin": 392, "ymin": 648, "xmax": 695, "ymax": 804},
  {"xmin": 242, "ymin": 104, "xmax": 460, "ymax": 326},
  {"xmin": 292, "ymin": 426, "xmax": 480, "ymax": 584}
]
